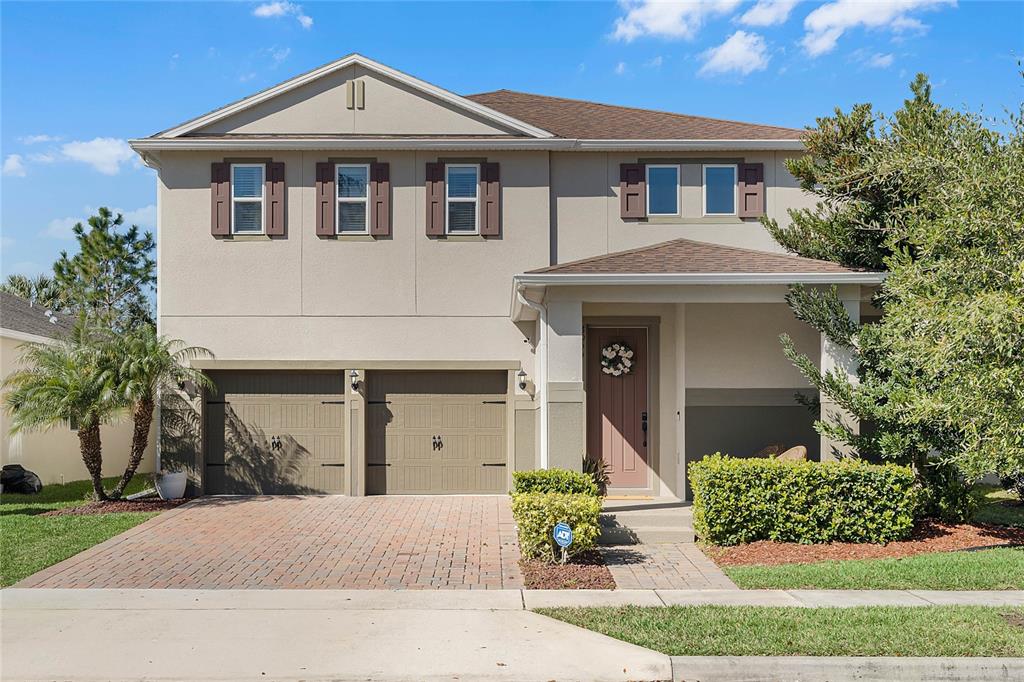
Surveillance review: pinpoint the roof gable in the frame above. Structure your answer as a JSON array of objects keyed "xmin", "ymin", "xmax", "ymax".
[
  {"xmin": 466, "ymin": 90, "xmax": 804, "ymax": 141},
  {"xmin": 157, "ymin": 54, "xmax": 553, "ymax": 139}
]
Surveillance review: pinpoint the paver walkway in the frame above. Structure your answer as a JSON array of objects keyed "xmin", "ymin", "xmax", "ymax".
[
  {"xmin": 600, "ymin": 544, "xmax": 738, "ymax": 590},
  {"xmin": 17, "ymin": 496, "xmax": 524, "ymax": 589}
]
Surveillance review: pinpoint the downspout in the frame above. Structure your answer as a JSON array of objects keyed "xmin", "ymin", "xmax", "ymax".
[{"xmin": 516, "ymin": 285, "xmax": 548, "ymax": 469}]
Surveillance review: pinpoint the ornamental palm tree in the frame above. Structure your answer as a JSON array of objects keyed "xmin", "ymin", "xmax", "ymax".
[
  {"xmin": 108, "ymin": 326, "xmax": 213, "ymax": 499},
  {"xmin": 3, "ymin": 338, "xmax": 119, "ymax": 500}
]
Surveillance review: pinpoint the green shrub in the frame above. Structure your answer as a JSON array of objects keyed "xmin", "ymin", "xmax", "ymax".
[
  {"xmin": 689, "ymin": 454, "xmax": 920, "ymax": 546},
  {"xmin": 511, "ymin": 492, "xmax": 602, "ymax": 562},
  {"xmin": 512, "ymin": 468, "xmax": 599, "ymax": 497}
]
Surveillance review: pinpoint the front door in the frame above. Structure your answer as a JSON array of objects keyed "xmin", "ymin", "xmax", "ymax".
[{"xmin": 586, "ymin": 327, "xmax": 650, "ymax": 488}]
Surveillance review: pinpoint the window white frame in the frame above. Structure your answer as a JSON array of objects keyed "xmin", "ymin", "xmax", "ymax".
[
  {"xmin": 335, "ymin": 163, "xmax": 370, "ymax": 235},
  {"xmin": 445, "ymin": 163, "xmax": 480, "ymax": 235},
  {"xmin": 645, "ymin": 164, "xmax": 681, "ymax": 217},
  {"xmin": 702, "ymin": 163, "xmax": 739, "ymax": 217},
  {"xmin": 230, "ymin": 163, "xmax": 265, "ymax": 235}
]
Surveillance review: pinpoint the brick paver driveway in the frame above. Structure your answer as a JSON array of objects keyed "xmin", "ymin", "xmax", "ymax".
[{"xmin": 19, "ymin": 496, "xmax": 524, "ymax": 589}]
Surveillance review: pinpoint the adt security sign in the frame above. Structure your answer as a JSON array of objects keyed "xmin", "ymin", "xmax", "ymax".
[{"xmin": 553, "ymin": 522, "xmax": 573, "ymax": 549}]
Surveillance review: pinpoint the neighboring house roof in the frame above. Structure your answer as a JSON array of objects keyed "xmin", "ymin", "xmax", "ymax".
[
  {"xmin": 526, "ymin": 238, "xmax": 873, "ymax": 276},
  {"xmin": 0, "ymin": 291, "xmax": 74, "ymax": 340},
  {"xmin": 466, "ymin": 90, "xmax": 804, "ymax": 141}
]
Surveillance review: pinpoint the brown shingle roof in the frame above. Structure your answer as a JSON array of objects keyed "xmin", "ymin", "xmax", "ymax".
[
  {"xmin": 0, "ymin": 291, "xmax": 75, "ymax": 339},
  {"xmin": 527, "ymin": 239, "xmax": 868, "ymax": 275},
  {"xmin": 465, "ymin": 90, "xmax": 804, "ymax": 141}
]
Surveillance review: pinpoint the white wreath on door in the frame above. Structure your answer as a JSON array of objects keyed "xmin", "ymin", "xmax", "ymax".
[{"xmin": 600, "ymin": 342, "xmax": 634, "ymax": 376}]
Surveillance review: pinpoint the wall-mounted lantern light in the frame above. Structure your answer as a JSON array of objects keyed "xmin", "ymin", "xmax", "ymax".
[
  {"xmin": 349, "ymin": 369, "xmax": 360, "ymax": 392},
  {"xmin": 517, "ymin": 369, "xmax": 528, "ymax": 390}
]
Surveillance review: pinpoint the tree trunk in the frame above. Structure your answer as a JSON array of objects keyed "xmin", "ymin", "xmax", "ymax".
[
  {"xmin": 110, "ymin": 397, "xmax": 154, "ymax": 500},
  {"xmin": 77, "ymin": 421, "xmax": 108, "ymax": 501}
]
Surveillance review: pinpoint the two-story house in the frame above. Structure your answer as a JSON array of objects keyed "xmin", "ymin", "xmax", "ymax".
[{"xmin": 130, "ymin": 54, "xmax": 882, "ymax": 499}]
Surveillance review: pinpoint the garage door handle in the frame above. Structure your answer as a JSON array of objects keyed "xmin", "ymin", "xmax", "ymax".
[
  {"xmin": 368, "ymin": 463, "xmax": 391, "ymax": 467},
  {"xmin": 319, "ymin": 463, "xmax": 345, "ymax": 467},
  {"xmin": 321, "ymin": 400, "xmax": 345, "ymax": 405},
  {"xmin": 481, "ymin": 463, "xmax": 506, "ymax": 467}
]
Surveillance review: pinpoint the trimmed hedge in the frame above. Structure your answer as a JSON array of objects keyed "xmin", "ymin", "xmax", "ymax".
[
  {"xmin": 689, "ymin": 454, "xmax": 920, "ymax": 546},
  {"xmin": 511, "ymin": 492, "xmax": 602, "ymax": 562},
  {"xmin": 512, "ymin": 468, "xmax": 599, "ymax": 497}
]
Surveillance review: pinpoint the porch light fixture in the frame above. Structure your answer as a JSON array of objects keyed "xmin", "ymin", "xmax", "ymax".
[
  {"xmin": 517, "ymin": 369, "xmax": 528, "ymax": 390},
  {"xmin": 349, "ymin": 369, "xmax": 360, "ymax": 392}
]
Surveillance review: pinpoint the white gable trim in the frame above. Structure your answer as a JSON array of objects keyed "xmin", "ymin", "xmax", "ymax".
[{"xmin": 157, "ymin": 54, "xmax": 554, "ymax": 140}]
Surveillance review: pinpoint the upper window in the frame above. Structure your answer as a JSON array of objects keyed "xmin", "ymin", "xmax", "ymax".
[
  {"xmin": 336, "ymin": 164, "xmax": 369, "ymax": 234},
  {"xmin": 646, "ymin": 164, "xmax": 680, "ymax": 216},
  {"xmin": 703, "ymin": 164, "xmax": 738, "ymax": 216},
  {"xmin": 231, "ymin": 164, "xmax": 264, "ymax": 234},
  {"xmin": 446, "ymin": 164, "xmax": 479, "ymax": 234}
]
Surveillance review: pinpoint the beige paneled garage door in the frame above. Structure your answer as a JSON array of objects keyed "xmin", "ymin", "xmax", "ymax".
[
  {"xmin": 204, "ymin": 371, "xmax": 346, "ymax": 495},
  {"xmin": 366, "ymin": 371, "xmax": 508, "ymax": 494}
]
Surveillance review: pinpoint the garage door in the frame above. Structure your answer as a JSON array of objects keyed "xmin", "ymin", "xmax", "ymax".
[
  {"xmin": 204, "ymin": 371, "xmax": 346, "ymax": 495},
  {"xmin": 366, "ymin": 371, "xmax": 508, "ymax": 494}
]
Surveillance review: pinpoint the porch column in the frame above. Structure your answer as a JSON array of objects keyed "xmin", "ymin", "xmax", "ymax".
[
  {"xmin": 819, "ymin": 289, "xmax": 860, "ymax": 460},
  {"xmin": 545, "ymin": 299, "xmax": 585, "ymax": 472}
]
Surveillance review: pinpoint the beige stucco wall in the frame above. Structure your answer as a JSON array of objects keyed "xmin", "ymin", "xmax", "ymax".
[
  {"xmin": 199, "ymin": 65, "xmax": 516, "ymax": 137},
  {"xmin": 1, "ymin": 336, "xmax": 156, "ymax": 485},
  {"xmin": 550, "ymin": 151, "xmax": 816, "ymax": 264}
]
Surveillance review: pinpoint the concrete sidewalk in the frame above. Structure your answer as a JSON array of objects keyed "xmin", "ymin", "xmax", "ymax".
[{"xmin": 0, "ymin": 589, "xmax": 670, "ymax": 682}]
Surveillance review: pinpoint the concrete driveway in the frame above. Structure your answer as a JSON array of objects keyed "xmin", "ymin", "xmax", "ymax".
[{"xmin": 17, "ymin": 496, "xmax": 524, "ymax": 589}]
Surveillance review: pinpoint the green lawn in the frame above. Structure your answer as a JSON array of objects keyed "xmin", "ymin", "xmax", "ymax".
[
  {"xmin": 974, "ymin": 484, "xmax": 1024, "ymax": 527},
  {"xmin": 537, "ymin": 605, "xmax": 1024, "ymax": 657},
  {"xmin": 1, "ymin": 476, "xmax": 157, "ymax": 587},
  {"xmin": 724, "ymin": 546, "xmax": 1024, "ymax": 590}
]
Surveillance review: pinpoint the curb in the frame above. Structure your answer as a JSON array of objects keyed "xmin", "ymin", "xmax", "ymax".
[{"xmin": 670, "ymin": 655, "xmax": 1024, "ymax": 682}]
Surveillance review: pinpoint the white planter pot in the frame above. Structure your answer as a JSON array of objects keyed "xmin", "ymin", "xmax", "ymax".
[{"xmin": 155, "ymin": 471, "xmax": 187, "ymax": 500}]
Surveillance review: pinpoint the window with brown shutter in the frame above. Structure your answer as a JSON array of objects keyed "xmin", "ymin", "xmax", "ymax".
[
  {"xmin": 738, "ymin": 162, "xmax": 765, "ymax": 218},
  {"xmin": 210, "ymin": 162, "xmax": 230, "ymax": 236},
  {"xmin": 620, "ymin": 163, "xmax": 646, "ymax": 219},
  {"xmin": 265, "ymin": 161, "xmax": 286, "ymax": 236},
  {"xmin": 315, "ymin": 162, "xmax": 336, "ymax": 236},
  {"xmin": 425, "ymin": 162, "xmax": 445, "ymax": 236},
  {"xmin": 480, "ymin": 162, "xmax": 500, "ymax": 237},
  {"xmin": 369, "ymin": 162, "xmax": 390, "ymax": 237}
]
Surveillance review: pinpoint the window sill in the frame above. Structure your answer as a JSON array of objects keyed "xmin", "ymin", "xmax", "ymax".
[
  {"xmin": 334, "ymin": 234, "xmax": 376, "ymax": 241},
  {"xmin": 640, "ymin": 216, "xmax": 751, "ymax": 225},
  {"xmin": 438, "ymin": 234, "xmax": 487, "ymax": 242},
  {"xmin": 223, "ymin": 234, "xmax": 272, "ymax": 241}
]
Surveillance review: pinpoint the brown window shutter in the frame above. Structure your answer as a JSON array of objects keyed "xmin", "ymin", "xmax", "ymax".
[
  {"xmin": 315, "ymin": 162, "xmax": 336, "ymax": 236},
  {"xmin": 738, "ymin": 162, "xmax": 765, "ymax": 218},
  {"xmin": 369, "ymin": 162, "xmax": 391, "ymax": 237},
  {"xmin": 265, "ymin": 161, "xmax": 286, "ymax": 236},
  {"xmin": 425, "ymin": 162, "xmax": 445, "ymax": 236},
  {"xmin": 211, "ymin": 162, "xmax": 231, "ymax": 236},
  {"xmin": 479, "ymin": 162, "xmax": 501, "ymax": 237},
  {"xmin": 620, "ymin": 163, "xmax": 646, "ymax": 219}
]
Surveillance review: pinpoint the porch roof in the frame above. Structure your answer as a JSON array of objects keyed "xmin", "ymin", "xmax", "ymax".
[{"xmin": 525, "ymin": 238, "xmax": 877, "ymax": 278}]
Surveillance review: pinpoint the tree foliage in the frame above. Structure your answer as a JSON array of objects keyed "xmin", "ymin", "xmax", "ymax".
[
  {"xmin": 53, "ymin": 207, "xmax": 155, "ymax": 333},
  {"xmin": 1, "ymin": 274, "xmax": 66, "ymax": 311},
  {"xmin": 768, "ymin": 74, "xmax": 1024, "ymax": 515}
]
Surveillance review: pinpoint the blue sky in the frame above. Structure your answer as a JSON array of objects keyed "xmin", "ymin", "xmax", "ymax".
[{"xmin": 2, "ymin": 0, "xmax": 1021, "ymax": 279}]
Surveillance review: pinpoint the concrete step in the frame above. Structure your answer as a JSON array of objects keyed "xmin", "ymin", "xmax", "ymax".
[
  {"xmin": 600, "ymin": 511, "xmax": 693, "ymax": 529},
  {"xmin": 598, "ymin": 525, "xmax": 696, "ymax": 545}
]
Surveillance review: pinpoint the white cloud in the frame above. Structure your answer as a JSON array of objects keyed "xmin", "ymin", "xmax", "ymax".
[
  {"xmin": 60, "ymin": 138, "xmax": 134, "ymax": 175},
  {"xmin": 41, "ymin": 204, "xmax": 156, "ymax": 240},
  {"xmin": 270, "ymin": 46, "xmax": 291, "ymax": 65},
  {"xmin": 3, "ymin": 154, "xmax": 27, "ymax": 177},
  {"xmin": 866, "ymin": 52, "xmax": 895, "ymax": 68},
  {"xmin": 802, "ymin": 0, "xmax": 954, "ymax": 57},
  {"xmin": 699, "ymin": 30, "xmax": 770, "ymax": 76},
  {"xmin": 645, "ymin": 55, "xmax": 665, "ymax": 68},
  {"xmin": 612, "ymin": 0, "xmax": 742, "ymax": 42},
  {"xmin": 28, "ymin": 151, "xmax": 57, "ymax": 164},
  {"xmin": 18, "ymin": 134, "xmax": 60, "ymax": 145},
  {"xmin": 739, "ymin": 0, "xmax": 799, "ymax": 26},
  {"xmin": 239, "ymin": 72, "xmax": 257, "ymax": 82},
  {"xmin": 614, "ymin": 61, "xmax": 628, "ymax": 75},
  {"xmin": 253, "ymin": 1, "xmax": 313, "ymax": 29}
]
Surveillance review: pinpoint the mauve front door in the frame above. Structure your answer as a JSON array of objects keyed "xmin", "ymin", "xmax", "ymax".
[{"xmin": 586, "ymin": 327, "xmax": 650, "ymax": 488}]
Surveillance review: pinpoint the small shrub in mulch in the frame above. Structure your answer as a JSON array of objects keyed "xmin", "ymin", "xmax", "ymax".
[
  {"xmin": 703, "ymin": 520, "xmax": 1024, "ymax": 567},
  {"xmin": 41, "ymin": 499, "xmax": 188, "ymax": 517},
  {"xmin": 519, "ymin": 550, "xmax": 615, "ymax": 590}
]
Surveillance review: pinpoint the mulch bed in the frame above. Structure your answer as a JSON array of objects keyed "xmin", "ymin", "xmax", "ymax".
[
  {"xmin": 519, "ymin": 550, "xmax": 616, "ymax": 589},
  {"xmin": 41, "ymin": 499, "xmax": 189, "ymax": 517},
  {"xmin": 703, "ymin": 520, "xmax": 1024, "ymax": 567}
]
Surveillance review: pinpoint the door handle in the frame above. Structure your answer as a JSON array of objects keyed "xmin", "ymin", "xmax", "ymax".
[{"xmin": 641, "ymin": 411, "xmax": 648, "ymax": 448}]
